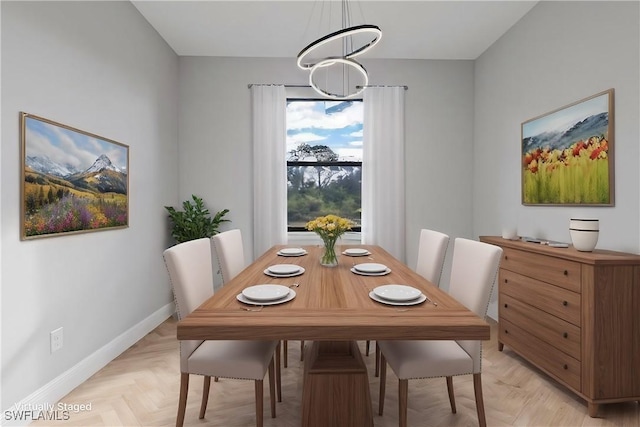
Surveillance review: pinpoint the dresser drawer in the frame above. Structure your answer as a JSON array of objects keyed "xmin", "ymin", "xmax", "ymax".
[
  {"xmin": 500, "ymin": 318, "xmax": 581, "ymax": 391},
  {"xmin": 500, "ymin": 269, "xmax": 581, "ymax": 326},
  {"xmin": 501, "ymin": 247, "xmax": 581, "ymax": 292},
  {"xmin": 500, "ymin": 293, "xmax": 581, "ymax": 360}
]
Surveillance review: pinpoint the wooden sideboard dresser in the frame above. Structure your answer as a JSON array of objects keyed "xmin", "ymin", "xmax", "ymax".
[{"xmin": 480, "ymin": 236, "xmax": 640, "ymax": 417}]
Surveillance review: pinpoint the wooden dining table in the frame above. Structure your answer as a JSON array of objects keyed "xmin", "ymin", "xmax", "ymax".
[{"xmin": 177, "ymin": 244, "xmax": 490, "ymax": 427}]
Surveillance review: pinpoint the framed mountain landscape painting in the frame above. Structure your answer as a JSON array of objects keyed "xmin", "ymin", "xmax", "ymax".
[
  {"xmin": 20, "ymin": 113, "xmax": 129, "ymax": 239},
  {"xmin": 521, "ymin": 89, "xmax": 614, "ymax": 206}
]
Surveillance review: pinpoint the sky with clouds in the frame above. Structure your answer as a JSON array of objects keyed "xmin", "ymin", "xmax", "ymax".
[
  {"xmin": 286, "ymin": 100, "xmax": 363, "ymax": 161},
  {"xmin": 25, "ymin": 116, "xmax": 128, "ymax": 171}
]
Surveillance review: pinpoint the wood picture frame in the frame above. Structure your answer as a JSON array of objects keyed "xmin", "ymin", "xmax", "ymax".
[
  {"xmin": 20, "ymin": 112, "xmax": 129, "ymax": 239},
  {"xmin": 521, "ymin": 89, "xmax": 614, "ymax": 206}
]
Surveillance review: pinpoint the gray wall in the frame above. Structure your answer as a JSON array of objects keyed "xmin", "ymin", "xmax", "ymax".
[
  {"xmin": 178, "ymin": 57, "xmax": 475, "ymax": 283},
  {"xmin": 473, "ymin": 1, "xmax": 639, "ymax": 319},
  {"xmin": 1, "ymin": 1, "xmax": 178, "ymax": 408},
  {"xmin": 474, "ymin": 1, "xmax": 640, "ymax": 251}
]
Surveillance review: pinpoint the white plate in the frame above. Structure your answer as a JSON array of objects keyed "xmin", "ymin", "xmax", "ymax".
[
  {"xmin": 263, "ymin": 267, "xmax": 306, "ymax": 278},
  {"xmin": 373, "ymin": 284, "xmax": 422, "ymax": 302},
  {"xmin": 354, "ymin": 263, "xmax": 388, "ymax": 273},
  {"xmin": 267, "ymin": 264, "xmax": 302, "ymax": 275},
  {"xmin": 242, "ymin": 284, "xmax": 291, "ymax": 302},
  {"xmin": 343, "ymin": 248, "xmax": 371, "ymax": 256},
  {"xmin": 369, "ymin": 291, "xmax": 427, "ymax": 306},
  {"xmin": 278, "ymin": 247, "xmax": 307, "ymax": 256},
  {"xmin": 350, "ymin": 267, "xmax": 391, "ymax": 276},
  {"xmin": 237, "ymin": 289, "xmax": 296, "ymax": 306}
]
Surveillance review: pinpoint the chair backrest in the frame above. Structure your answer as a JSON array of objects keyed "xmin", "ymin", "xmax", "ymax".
[
  {"xmin": 211, "ymin": 229, "xmax": 246, "ymax": 284},
  {"xmin": 163, "ymin": 237, "xmax": 215, "ymax": 319},
  {"xmin": 415, "ymin": 229, "xmax": 450, "ymax": 286},
  {"xmin": 163, "ymin": 238, "xmax": 214, "ymax": 370},
  {"xmin": 448, "ymin": 238, "xmax": 502, "ymax": 371}
]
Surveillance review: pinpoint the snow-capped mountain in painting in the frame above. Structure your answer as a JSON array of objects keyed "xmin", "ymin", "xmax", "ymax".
[
  {"xmin": 84, "ymin": 154, "xmax": 122, "ymax": 174},
  {"xmin": 25, "ymin": 155, "xmax": 81, "ymax": 177}
]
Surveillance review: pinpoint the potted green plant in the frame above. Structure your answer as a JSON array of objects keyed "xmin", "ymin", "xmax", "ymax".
[{"xmin": 165, "ymin": 195, "xmax": 230, "ymax": 244}]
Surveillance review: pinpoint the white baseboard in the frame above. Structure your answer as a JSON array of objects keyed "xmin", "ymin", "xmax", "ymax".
[{"xmin": 2, "ymin": 303, "xmax": 174, "ymax": 426}]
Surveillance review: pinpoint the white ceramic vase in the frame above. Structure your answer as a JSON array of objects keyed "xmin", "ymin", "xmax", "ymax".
[{"xmin": 569, "ymin": 218, "xmax": 599, "ymax": 252}]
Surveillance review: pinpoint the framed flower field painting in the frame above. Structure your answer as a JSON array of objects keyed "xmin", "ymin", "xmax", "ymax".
[
  {"xmin": 521, "ymin": 89, "xmax": 614, "ymax": 206},
  {"xmin": 20, "ymin": 112, "xmax": 129, "ymax": 239}
]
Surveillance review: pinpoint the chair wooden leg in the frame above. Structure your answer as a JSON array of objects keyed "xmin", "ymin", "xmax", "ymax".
[
  {"xmin": 255, "ymin": 379, "xmax": 263, "ymax": 427},
  {"xmin": 399, "ymin": 379, "xmax": 408, "ymax": 427},
  {"xmin": 366, "ymin": 340, "xmax": 370, "ymax": 356},
  {"xmin": 268, "ymin": 358, "xmax": 276, "ymax": 418},
  {"xmin": 446, "ymin": 376, "xmax": 457, "ymax": 414},
  {"xmin": 375, "ymin": 342, "xmax": 380, "ymax": 377},
  {"xmin": 199, "ymin": 376, "xmax": 211, "ymax": 419},
  {"xmin": 473, "ymin": 373, "xmax": 487, "ymax": 427},
  {"xmin": 275, "ymin": 343, "xmax": 282, "ymax": 402},
  {"xmin": 378, "ymin": 353, "xmax": 387, "ymax": 416},
  {"xmin": 300, "ymin": 340, "xmax": 305, "ymax": 361},
  {"xmin": 283, "ymin": 340, "xmax": 288, "ymax": 368},
  {"xmin": 176, "ymin": 373, "xmax": 189, "ymax": 427}
]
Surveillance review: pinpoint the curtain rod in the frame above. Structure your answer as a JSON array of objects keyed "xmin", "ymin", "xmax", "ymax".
[
  {"xmin": 356, "ymin": 85, "xmax": 408, "ymax": 90},
  {"xmin": 247, "ymin": 84, "xmax": 310, "ymax": 88},
  {"xmin": 247, "ymin": 84, "xmax": 408, "ymax": 90}
]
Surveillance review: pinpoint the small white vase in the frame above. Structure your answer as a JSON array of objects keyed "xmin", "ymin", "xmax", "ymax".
[
  {"xmin": 569, "ymin": 218, "xmax": 599, "ymax": 252},
  {"xmin": 501, "ymin": 226, "xmax": 518, "ymax": 240}
]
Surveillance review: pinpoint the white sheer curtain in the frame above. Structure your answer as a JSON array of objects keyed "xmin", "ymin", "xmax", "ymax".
[
  {"xmin": 251, "ymin": 85, "xmax": 287, "ymax": 259},
  {"xmin": 362, "ymin": 87, "xmax": 406, "ymax": 261}
]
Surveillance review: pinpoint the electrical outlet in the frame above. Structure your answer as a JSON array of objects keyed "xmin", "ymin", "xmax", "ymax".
[{"xmin": 50, "ymin": 327, "xmax": 63, "ymax": 353}]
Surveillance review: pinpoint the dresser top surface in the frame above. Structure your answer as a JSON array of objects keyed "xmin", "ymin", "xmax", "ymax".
[{"xmin": 480, "ymin": 236, "xmax": 640, "ymax": 266}]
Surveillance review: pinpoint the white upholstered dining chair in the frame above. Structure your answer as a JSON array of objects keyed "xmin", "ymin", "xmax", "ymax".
[
  {"xmin": 369, "ymin": 228, "xmax": 450, "ymax": 376},
  {"xmin": 377, "ymin": 238, "xmax": 502, "ymax": 427},
  {"xmin": 211, "ymin": 228, "xmax": 246, "ymax": 284},
  {"xmin": 415, "ymin": 228, "xmax": 450, "ymax": 286},
  {"xmin": 211, "ymin": 229, "xmax": 285, "ymax": 399},
  {"xmin": 163, "ymin": 237, "xmax": 279, "ymax": 427}
]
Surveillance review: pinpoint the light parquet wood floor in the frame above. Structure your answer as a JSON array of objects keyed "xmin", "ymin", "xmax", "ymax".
[{"xmin": 32, "ymin": 317, "xmax": 639, "ymax": 427}]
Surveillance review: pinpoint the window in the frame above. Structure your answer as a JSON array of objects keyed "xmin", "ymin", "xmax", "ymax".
[{"xmin": 286, "ymin": 99, "xmax": 363, "ymax": 231}]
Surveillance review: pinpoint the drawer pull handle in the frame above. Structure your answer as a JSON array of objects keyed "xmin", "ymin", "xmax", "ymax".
[
  {"xmin": 563, "ymin": 364, "xmax": 568, "ymax": 370},
  {"xmin": 563, "ymin": 301, "xmax": 568, "ymax": 306},
  {"xmin": 504, "ymin": 279, "xmax": 508, "ymax": 284},
  {"xmin": 563, "ymin": 332, "xmax": 568, "ymax": 338},
  {"xmin": 563, "ymin": 270, "xmax": 568, "ymax": 276},
  {"xmin": 504, "ymin": 255, "xmax": 508, "ymax": 260},
  {"xmin": 504, "ymin": 330, "xmax": 508, "ymax": 334},
  {"xmin": 504, "ymin": 303, "xmax": 508, "ymax": 308}
]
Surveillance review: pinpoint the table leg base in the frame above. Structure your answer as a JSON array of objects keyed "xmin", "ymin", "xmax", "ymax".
[{"xmin": 301, "ymin": 341, "xmax": 373, "ymax": 427}]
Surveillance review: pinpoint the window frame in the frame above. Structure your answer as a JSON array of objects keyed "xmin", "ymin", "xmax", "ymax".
[{"xmin": 285, "ymin": 96, "xmax": 363, "ymax": 233}]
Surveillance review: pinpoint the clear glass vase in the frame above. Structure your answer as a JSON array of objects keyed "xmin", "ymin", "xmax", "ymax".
[{"xmin": 320, "ymin": 238, "xmax": 338, "ymax": 267}]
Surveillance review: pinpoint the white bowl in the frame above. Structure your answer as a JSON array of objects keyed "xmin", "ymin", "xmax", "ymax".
[
  {"xmin": 354, "ymin": 263, "xmax": 388, "ymax": 273},
  {"xmin": 373, "ymin": 284, "xmax": 422, "ymax": 302},
  {"xmin": 570, "ymin": 218, "xmax": 599, "ymax": 231},
  {"xmin": 267, "ymin": 264, "xmax": 301, "ymax": 275},
  {"xmin": 570, "ymin": 229, "xmax": 599, "ymax": 252}
]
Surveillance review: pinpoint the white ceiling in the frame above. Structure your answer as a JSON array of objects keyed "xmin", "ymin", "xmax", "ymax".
[{"xmin": 132, "ymin": 1, "xmax": 538, "ymax": 60}]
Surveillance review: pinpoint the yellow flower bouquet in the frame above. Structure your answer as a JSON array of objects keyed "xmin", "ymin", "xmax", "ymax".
[{"xmin": 306, "ymin": 214, "xmax": 354, "ymax": 266}]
